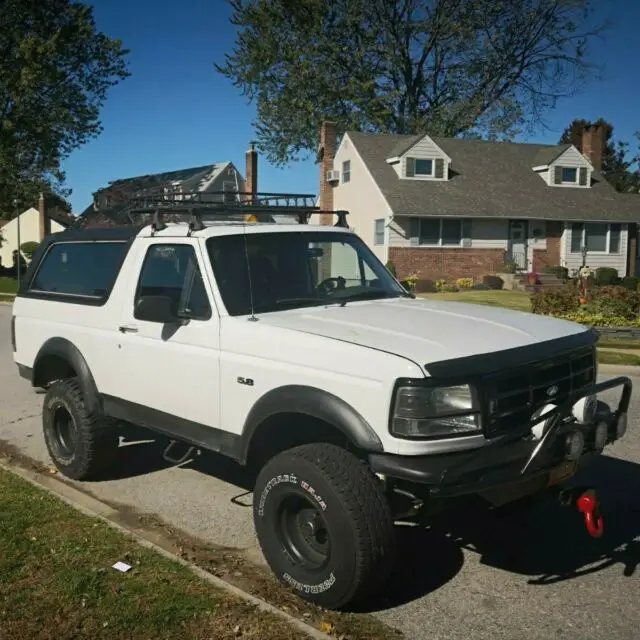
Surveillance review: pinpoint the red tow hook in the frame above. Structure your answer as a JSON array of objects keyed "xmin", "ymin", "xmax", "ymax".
[{"xmin": 576, "ymin": 490, "xmax": 604, "ymax": 538}]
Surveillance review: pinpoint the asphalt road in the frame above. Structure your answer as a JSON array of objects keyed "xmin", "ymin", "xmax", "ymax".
[{"xmin": 2, "ymin": 302, "xmax": 640, "ymax": 640}]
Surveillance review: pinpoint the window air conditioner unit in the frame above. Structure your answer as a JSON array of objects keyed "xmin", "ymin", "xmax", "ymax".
[{"xmin": 326, "ymin": 170, "xmax": 340, "ymax": 183}]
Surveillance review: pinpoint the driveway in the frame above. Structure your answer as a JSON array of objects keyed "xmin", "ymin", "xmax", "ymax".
[{"xmin": 1, "ymin": 302, "xmax": 639, "ymax": 640}]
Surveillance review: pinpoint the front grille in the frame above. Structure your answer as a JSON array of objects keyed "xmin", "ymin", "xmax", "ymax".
[{"xmin": 484, "ymin": 346, "xmax": 596, "ymax": 437}]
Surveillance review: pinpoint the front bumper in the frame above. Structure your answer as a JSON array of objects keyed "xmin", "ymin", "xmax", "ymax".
[{"xmin": 369, "ymin": 376, "xmax": 632, "ymax": 500}]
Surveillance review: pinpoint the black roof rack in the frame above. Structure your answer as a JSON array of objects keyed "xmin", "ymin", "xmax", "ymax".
[{"xmin": 123, "ymin": 190, "xmax": 349, "ymax": 232}]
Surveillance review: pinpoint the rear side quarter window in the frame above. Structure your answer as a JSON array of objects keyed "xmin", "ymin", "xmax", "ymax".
[{"xmin": 27, "ymin": 241, "xmax": 129, "ymax": 304}]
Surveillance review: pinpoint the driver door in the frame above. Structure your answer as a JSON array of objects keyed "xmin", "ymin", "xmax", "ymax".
[{"xmin": 109, "ymin": 238, "xmax": 222, "ymax": 433}]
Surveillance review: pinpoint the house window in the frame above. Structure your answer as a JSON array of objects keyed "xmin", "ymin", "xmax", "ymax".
[
  {"xmin": 562, "ymin": 167, "xmax": 578, "ymax": 183},
  {"xmin": 415, "ymin": 159, "xmax": 434, "ymax": 176},
  {"xmin": 416, "ymin": 218, "xmax": 466, "ymax": 246},
  {"xmin": 570, "ymin": 222, "xmax": 621, "ymax": 253},
  {"xmin": 374, "ymin": 219, "xmax": 385, "ymax": 245},
  {"xmin": 342, "ymin": 160, "xmax": 351, "ymax": 183},
  {"xmin": 222, "ymin": 180, "xmax": 237, "ymax": 203}
]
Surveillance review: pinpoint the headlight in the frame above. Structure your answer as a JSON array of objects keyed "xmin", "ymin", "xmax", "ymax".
[{"xmin": 391, "ymin": 384, "xmax": 482, "ymax": 439}]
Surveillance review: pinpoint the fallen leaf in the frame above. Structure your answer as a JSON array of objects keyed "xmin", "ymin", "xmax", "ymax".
[{"xmin": 320, "ymin": 621, "xmax": 335, "ymax": 634}]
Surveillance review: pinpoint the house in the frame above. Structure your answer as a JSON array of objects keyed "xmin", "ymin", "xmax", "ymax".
[
  {"xmin": 77, "ymin": 151, "xmax": 255, "ymax": 227},
  {"xmin": 317, "ymin": 122, "xmax": 640, "ymax": 282},
  {"xmin": 0, "ymin": 195, "xmax": 73, "ymax": 269}
]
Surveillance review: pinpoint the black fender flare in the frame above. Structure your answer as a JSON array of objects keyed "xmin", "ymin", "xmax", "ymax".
[
  {"xmin": 32, "ymin": 338, "xmax": 101, "ymax": 414},
  {"xmin": 239, "ymin": 385, "xmax": 383, "ymax": 463}
]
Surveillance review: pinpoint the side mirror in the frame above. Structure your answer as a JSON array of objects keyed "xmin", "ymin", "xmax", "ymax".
[{"xmin": 134, "ymin": 295, "xmax": 177, "ymax": 323}]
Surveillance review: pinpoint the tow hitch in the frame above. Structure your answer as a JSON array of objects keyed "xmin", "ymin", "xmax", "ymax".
[{"xmin": 558, "ymin": 486, "xmax": 604, "ymax": 538}]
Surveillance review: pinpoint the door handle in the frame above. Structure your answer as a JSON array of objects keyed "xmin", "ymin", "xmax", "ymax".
[{"xmin": 118, "ymin": 325, "xmax": 139, "ymax": 333}]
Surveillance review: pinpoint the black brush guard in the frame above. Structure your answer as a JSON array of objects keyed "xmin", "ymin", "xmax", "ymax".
[{"xmin": 369, "ymin": 376, "xmax": 632, "ymax": 498}]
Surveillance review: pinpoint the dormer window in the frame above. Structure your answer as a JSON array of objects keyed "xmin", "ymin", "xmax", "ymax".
[
  {"xmin": 562, "ymin": 167, "xmax": 578, "ymax": 184},
  {"xmin": 415, "ymin": 159, "xmax": 434, "ymax": 176}
]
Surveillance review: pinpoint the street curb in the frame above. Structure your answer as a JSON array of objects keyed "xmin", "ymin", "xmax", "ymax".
[
  {"xmin": 0, "ymin": 460, "xmax": 333, "ymax": 640},
  {"xmin": 598, "ymin": 364, "xmax": 640, "ymax": 375}
]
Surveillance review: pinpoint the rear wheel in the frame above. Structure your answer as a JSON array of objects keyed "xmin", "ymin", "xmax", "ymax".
[
  {"xmin": 42, "ymin": 378, "xmax": 119, "ymax": 481},
  {"xmin": 253, "ymin": 442, "xmax": 396, "ymax": 610}
]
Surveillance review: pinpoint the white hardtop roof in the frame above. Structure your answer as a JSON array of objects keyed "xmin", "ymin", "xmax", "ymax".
[{"xmin": 135, "ymin": 221, "xmax": 355, "ymax": 240}]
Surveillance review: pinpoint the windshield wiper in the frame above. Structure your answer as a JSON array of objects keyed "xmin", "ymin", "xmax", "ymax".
[{"xmin": 337, "ymin": 290, "xmax": 406, "ymax": 306}]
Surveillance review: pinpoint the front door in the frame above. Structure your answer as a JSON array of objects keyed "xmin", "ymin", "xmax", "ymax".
[
  {"xmin": 508, "ymin": 220, "xmax": 528, "ymax": 270},
  {"xmin": 110, "ymin": 238, "xmax": 221, "ymax": 435}
]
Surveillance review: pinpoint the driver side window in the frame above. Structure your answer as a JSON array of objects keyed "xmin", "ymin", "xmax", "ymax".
[{"xmin": 136, "ymin": 244, "xmax": 212, "ymax": 320}]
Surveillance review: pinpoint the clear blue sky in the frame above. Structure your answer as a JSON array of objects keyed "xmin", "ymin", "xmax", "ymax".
[{"xmin": 63, "ymin": 0, "xmax": 640, "ymax": 214}]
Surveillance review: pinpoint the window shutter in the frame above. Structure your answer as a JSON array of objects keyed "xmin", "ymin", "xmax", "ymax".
[
  {"xmin": 406, "ymin": 157, "xmax": 415, "ymax": 178},
  {"xmin": 579, "ymin": 167, "xmax": 588, "ymax": 186},
  {"xmin": 409, "ymin": 217, "xmax": 420, "ymax": 245},
  {"xmin": 461, "ymin": 218, "xmax": 472, "ymax": 247},
  {"xmin": 435, "ymin": 158, "xmax": 445, "ymax": 179},
  {"xmin": 554, "ymin": 166, "xmax": 563, "ymax": 185}
]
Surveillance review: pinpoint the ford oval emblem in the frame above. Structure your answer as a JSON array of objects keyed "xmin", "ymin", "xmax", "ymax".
[{"xmin": 546, "ymin": 385, "xmax": 559, "ymax": 397}]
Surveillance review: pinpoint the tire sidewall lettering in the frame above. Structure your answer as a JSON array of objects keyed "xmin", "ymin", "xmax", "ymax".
[
  {"xmin": 257, "ymin": 473, "xmax": 328, "ymax": 517},
  {"xmin": 282, "ymin": 571, "xmax": 336, "ymax": 595}
]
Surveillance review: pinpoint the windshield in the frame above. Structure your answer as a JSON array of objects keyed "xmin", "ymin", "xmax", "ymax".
[{"xmin": 206, "ymin": 230, "xmax": 408, "ymax": 316}]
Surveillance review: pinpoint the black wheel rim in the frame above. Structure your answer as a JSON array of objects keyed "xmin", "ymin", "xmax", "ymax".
[
  {"xmin": 52, "ymin": 406, "xmax": 76, "ymax": 458},
  {"xmin": 276, "ymin": 494, "xmax": 331, "ymax": 571}
]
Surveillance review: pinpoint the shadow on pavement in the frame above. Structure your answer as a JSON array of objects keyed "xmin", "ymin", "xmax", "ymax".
[
  {"xmin": 96, "ymin": 429, "xmax": 640, "ymax": 612},
  {"xmin": 363, "ymin": 454, "xmax": 640, "ymax": 612}
]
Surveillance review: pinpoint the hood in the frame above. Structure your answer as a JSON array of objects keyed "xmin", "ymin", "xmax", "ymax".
[{"xmin": 255, "ymin": 297, "xmax": 593, "ymax": 374}]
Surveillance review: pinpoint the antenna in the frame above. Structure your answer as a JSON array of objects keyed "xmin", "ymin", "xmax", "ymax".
[{"xmin": 242, "ymin": 218, "xmax": 258, "ymax": 322}]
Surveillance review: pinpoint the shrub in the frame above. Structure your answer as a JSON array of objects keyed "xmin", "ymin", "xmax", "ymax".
[
  {"xmin": 456, "ymin": 277, "xmax": 473, "ymax": 289},
  {"xmin": 588, "ymin": 285, "xmax": 640, "ymax": 313},
  {"xmin": 543, "ymin": 265, "xmax": 569, "ymax": 280},
  {"xmin": 435, "ymin": 279, "xmax": 447, "ymax": 292},
  {"xmin": 500, "ymin": 259, "xmax": 517, "ymax": 274},
  {"xmin": 595, "ymin": 267, "xmax": 618, "ymax": 286},
  {"xmin": 385, "ymin": 261, "xmax": 396, "ymax": 277},
  {"xmin": 585, "ymin": 297, "xmax": 636, "ymax": 319},
  {"xmin": 550, "ymin": 313, "xmax": 638, "ymax": 328},
  {"xmin": 622, "ymin": 276, "xmax": 639, "ymax": 291},
  {"xmin": 530, "ymin": 287, "xmax": 580, "ymax": 315},
  {"xmin": 482, "ymin": 275, "xmax": 504, "ymax": 290},
  {"xmin": 414, "ymin": 279, "xmax": 437, "ymax": 293}
]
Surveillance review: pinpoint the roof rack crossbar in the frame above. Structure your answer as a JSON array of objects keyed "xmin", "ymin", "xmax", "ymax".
[{"xmin": 119, "ymin": 190, "xmax": 349, "ymax": 227}]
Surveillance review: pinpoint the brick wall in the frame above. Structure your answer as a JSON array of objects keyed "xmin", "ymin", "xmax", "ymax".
[
  {"xmin": 388, "ymin": 247, "xmax": 507, "ymax": 281},
  {"xmin": 531, "ymin": 221, "xmax": 562, "ymax": 272}
]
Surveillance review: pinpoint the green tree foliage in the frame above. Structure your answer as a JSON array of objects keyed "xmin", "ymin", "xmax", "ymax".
[
  {"xmin": 0, "ymin": 0, "xmax": 130, "ymax": 217},
  {"xmin": 559, "ymin": 118, "xmax": 640, "ymax": 193},
  {"xmin": 19, "ymin": 241, "xmax": 39, "ymax": 261},
  {"xmin": 217, "ymin": 0, "xmax": 606, "ymax": 165}
]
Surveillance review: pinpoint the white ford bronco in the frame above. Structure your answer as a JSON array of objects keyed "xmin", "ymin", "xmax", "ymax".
[{"xmin": 11, "ymin": 191, "xmax": 632, "ymax": 610}]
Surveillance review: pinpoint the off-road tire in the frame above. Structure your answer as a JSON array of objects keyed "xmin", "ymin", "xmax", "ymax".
[
  {"xmin": 253, "ymin": 442, "xmax": 396, "ymax": 610},
  {"xmin": 42, "ymin": 377, "xmax": 119, "ymax": 481}
]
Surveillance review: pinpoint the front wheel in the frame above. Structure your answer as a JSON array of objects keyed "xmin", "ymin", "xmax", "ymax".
[{"xmin": 253, "ymin": 443, "xmax": 396, "ymax": 610}]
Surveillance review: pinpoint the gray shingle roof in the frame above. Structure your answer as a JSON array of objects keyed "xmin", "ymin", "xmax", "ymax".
[{"xmin": 348, "ymin": 131, "xmax": 639, "ymax": 221}]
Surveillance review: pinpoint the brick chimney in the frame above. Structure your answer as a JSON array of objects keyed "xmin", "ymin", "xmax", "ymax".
[
  {"xmin": 245, "ymin": 141, "xmax": 258, "ymax": 201},
  {"xmin": 581, "ymin": 124, "xmax": 605, "ymax": 173},
  {"xmin": 38, "ymin": 192, "xmax": 50, "ymax": 240},
  {"xmin": 318, "ymin": 121, "xmax": 337, "ymax": 225}
]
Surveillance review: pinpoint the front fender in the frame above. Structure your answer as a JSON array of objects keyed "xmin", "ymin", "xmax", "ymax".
[{"xmin": 239, "ymin": 384, "xmax": 383, "ymax": 463}]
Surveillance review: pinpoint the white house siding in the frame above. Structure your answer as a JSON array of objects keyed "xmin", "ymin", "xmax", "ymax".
[
  {"xmin": 394, "ymin": 135, "xmax": 449, "ymax": 181},
  {"xmin": 0, "ymin": 208, "xmax": 65, "ymax": 268},
  {"xmin": 332, "ymin": 133, "xmax": 392, "ymax": 264},
  {"xmin": 561, "ymin": 222, "xmax": 629, "ymax": 276},
  {"xmin": 547, "ymin": 146, "xmax": 591, "ymax": 188}
]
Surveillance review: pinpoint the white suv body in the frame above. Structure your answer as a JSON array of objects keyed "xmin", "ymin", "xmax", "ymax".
[{"xmin": 11, "ymin": 211, "xmax": 633, "ymax": 611}]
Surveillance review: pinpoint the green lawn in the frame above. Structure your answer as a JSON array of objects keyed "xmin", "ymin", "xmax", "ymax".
[
  {"xmin": 0, "ymin": 277, "xmax": 18, "ymax": 295},
  {"xmin": 420, "ymin": 290, "xmax": 532, "ymax": 312},
  {"xmin": 0, "ymin": 468, "xmax": 302, "ymax": 640},
  {"xmin": 597, "ymin": 350, "xmax": 640, "ymax": 366}
]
